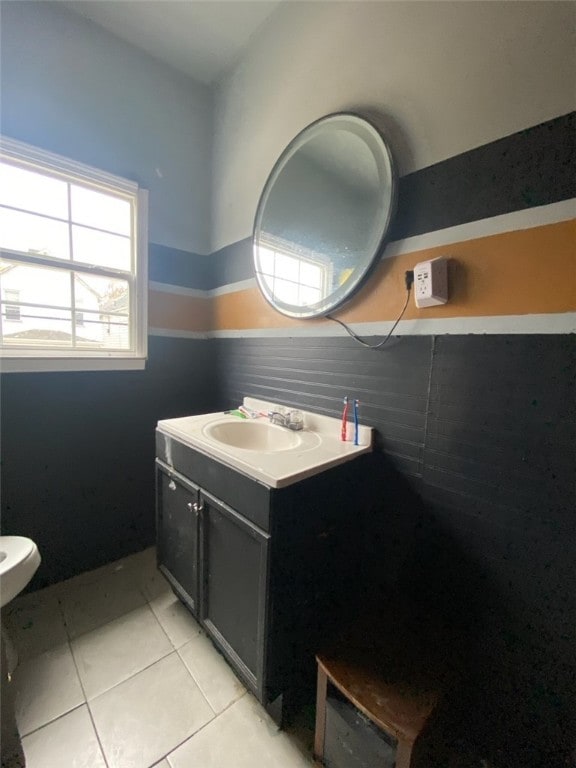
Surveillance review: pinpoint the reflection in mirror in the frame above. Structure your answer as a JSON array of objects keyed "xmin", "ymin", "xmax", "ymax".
[{"xmin": 253, "ymin": 113, "xmax": 396, "ymax": 319}]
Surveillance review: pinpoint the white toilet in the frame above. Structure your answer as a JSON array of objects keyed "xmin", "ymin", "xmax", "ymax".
[{"xmin": 0, "ymin": 536, "xmax": 41, "ymax": 671}]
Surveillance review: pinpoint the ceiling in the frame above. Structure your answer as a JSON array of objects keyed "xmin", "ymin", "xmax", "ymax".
[{"xmin": 63, "ymin": 0, "xmax": 283, "ymax": 85}]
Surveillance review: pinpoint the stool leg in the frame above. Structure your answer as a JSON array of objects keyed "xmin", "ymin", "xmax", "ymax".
[
  {"xmin": 396, "ymin": 740, "xmax": 414, "ymax": 768},
  {"xmin": 314, "ymin": 666, "xmax": 328, "ymax": 764}
]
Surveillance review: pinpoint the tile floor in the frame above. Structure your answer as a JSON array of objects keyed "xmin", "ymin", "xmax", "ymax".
[{"xmin": 4, "ymin": 548, "xmax": 315, "ymax": 768}]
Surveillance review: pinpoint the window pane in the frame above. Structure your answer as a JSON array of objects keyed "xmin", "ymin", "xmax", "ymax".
[
  {"xmin": 0, "ymin": 161, "xmax": 68, "ymax": 219},
  {"xmin": 299, "ymin": 285, "xmax": 322, "ymax": 305},
  {"xmin": 275, "ymin": 253, "xmax": 300, "ymax": 282},
  {"xmin": 2, "ymin": 306, "xmax": 72, "ymax": 349},
  {"xmin": 0, "ymin": 262, "xmax": 132, "ymax": 350},
  {"xmin": 71, "ymin": 185, "xmax": 131, "ymax": 236},
  {"xmin": 2, "ymin": 304, "xmax": 73, "ymax": 347},
  {"xmin": 74, "ymin": 273, "xmax": 130, "ymax": 350},
  {"xmin": 74, "ymin": 273, "xmax": 129, "ymax": 314},
  {"xmin": 0, "ymin": 208, "xmax": 70, "ymax": 259},
  {"xmin": 0, "ymin": 259, "xmax": 71, "ymax": 307},
  {"xmin": 273, "ymin": 277, "xmax": 299, "ymax": 304},
  {"xmin": 0, "ymin": 258, "xmax": 73, "ymax": 342},
  {"xmin": 256, "ymin": 246, "xmax": 275, "ymax": 275},
  {"xmin": 72, "ymin": 225, "xmax": 131, "ymax": 271},
  {"xmin": 300, "ymin": 260, "xmax": 323, "ymax": 288},
  {"xmin": 81, "ymin": 314, "xmax": 130, "ymax": 350}
]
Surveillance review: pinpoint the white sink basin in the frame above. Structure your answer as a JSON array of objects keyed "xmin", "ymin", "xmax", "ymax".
[
  {"xmin": 157, "ymin": 397, "xmax": 373, "ymax": 488},
  {"xmin": 203, "ymin": 420, "xmax": 304, "ymax": 452}
]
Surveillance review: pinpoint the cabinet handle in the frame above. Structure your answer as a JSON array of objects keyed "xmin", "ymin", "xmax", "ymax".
[{"xmin": 187, "ymin": 501, "xmax": 204, "ymax": 514}]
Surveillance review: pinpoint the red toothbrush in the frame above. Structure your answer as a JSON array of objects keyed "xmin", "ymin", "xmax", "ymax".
[{"xmin": 341, "ymin": 396, "xmax": 349, "ymax": 441}]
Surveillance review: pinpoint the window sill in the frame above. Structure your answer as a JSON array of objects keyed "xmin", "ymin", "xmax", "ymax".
[{"xmin": 0, "ymin": 356, "xmax": 147, "ymax": 374}]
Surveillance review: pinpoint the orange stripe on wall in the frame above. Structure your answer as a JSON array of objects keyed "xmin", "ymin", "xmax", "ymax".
[
  {"xmin": 212, "ymin": 219, "xmax": 576, "ymax": 331},
  {"xmin": 148, "ymin": 290, "xmax": 211, "ymax": 332}
]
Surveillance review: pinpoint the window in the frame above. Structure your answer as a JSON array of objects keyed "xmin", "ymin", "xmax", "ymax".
[
  {"xmin": 0, "ymin": 137, "xmax": 148, "ymax": 372},
  {"xmin": 257, "ymin": 236, "xmax": 331, "ymax": 307}
]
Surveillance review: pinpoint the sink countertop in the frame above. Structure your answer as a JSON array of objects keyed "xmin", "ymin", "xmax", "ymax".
[{"xmin": 157, "ymin": 397, "xmax": 373, "ymax": 489}]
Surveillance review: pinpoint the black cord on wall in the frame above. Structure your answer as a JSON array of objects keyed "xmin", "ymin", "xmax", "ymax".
[{"xmin": 326, "ymin": 270, "xmax": 414, "ymax": 350}]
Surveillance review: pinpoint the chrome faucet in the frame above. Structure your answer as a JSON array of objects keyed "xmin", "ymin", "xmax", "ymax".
[{"xmin": 268, "ymin": 409, "xmax": 304, "ymax": 431}]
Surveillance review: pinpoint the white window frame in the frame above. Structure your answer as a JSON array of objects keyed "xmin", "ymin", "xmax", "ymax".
[{"xmin": 0, "ymin": 137, "xmax": 148, "ymax": 373}]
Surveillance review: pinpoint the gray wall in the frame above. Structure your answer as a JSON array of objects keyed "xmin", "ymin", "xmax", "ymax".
[{"xmin": 211, "ymin": 0, "xmax": 575, "ymax": 251}]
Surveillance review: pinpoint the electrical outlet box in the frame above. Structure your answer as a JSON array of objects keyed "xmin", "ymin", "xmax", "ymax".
[{"xmin": 414, "ymin": 257, "xmax": 448, "ymax": 308}]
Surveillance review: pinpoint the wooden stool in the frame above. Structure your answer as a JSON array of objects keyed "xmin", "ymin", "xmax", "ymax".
[{"xmin": 314, "ymin": 638, "xmax": 440, "ymax": 768}]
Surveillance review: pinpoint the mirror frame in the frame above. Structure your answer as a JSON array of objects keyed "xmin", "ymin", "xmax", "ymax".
[{"xmin": 252, "ymin": 112, "xmax": 397, "ymax": 319}]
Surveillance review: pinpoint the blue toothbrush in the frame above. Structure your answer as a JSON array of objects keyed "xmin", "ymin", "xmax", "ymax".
[{"xmin": 353, "ymin": 399, "xmax": 359, "ymax": 445}]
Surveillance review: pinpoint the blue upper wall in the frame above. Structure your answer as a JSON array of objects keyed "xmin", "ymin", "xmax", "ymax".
[{"xmin": 0, "ymin": 0, "xmax": 213, "ymax": 255}]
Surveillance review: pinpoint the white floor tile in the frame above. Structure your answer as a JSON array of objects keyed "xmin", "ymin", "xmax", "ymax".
[
  {"xmin": 58, "ymin": 547, "xmax": 166, "ymax": 601},
  {"xmin": 112, "ymin": 547, "xmax": 153, "ymax": 579},
  {"xmin": 57, "ymin": 552, "xmax": 142, "ymax": 593},
  {"xmin": 13, "ymin": 642, "xmax": 85, "ymax": 736},
  {"xmin": 90, "ymin": 652, "xmax": 215, "ymax": 768},
  {"xmin": 60, "ymin": 569, "xmax": 146, "ymax": 639},
  {"xmin": 149, "ymin": 590, "xmax": 202, "ymax": 649},
  {"xmin": 22, "ymin": 705, "xmax": 106, "ymax": 768},
  {"xmin": 131, "ymin": 549, "xmax": 171, "ymax": 601},
  {"xmin": 10, "ymin": 552, "xmax": 317, "ymax": 768},
  {"xmin": 167, "ymin": 694, "xmax": 314, "ymax": 768},
  {"xmin": 71, "ymin": 605, "xmax": 173, "ymax": 699},
  {"xmin": 3, "ymin": 590, "xmax": 68, "ymax": 662},
  {"xmin": 178, "ymin": 633, "xmax": 246, "ymax": 713},
  {"xmin": 141, "ymin": 568, "xmax": 171, "ymax": 601}
]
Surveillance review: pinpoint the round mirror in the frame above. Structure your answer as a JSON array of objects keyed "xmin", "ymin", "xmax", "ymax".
[{"xmin": 253, "ymin": 113, "xmax": 396, "ymax": 319}]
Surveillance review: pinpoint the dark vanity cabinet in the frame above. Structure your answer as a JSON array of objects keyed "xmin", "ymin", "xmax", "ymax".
[
  {"xmin": 155, "ymin": 430, "xmax": 371, "ymax": 724},
  {"xmin": 156, "ymin": 468, "xmax": 200, "ymax": 614},
  {"xmin": 200, "ymin": 491, "xmax": 269, "ymax": 693}
]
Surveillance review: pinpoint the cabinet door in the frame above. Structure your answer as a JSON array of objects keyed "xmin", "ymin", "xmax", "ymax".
[
  {"xmin": 199, "ymin": 490, "xmax": 270, "ymax": 696},
  {"xmin": 156, "ymin": 461, "xmax": 200, "ymax": 614}
]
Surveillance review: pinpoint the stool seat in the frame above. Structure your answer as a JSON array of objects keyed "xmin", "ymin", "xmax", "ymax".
[
  {"xmin": 316, "ymin": 651, "xmax": 438, "ymax": 744},
  {"xmin": 314, "ymin": 601, "xmax": 446, "ymax": 768}
]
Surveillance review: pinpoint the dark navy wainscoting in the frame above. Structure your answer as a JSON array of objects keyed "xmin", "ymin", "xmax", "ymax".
[
  {"xmin": 213, "ymin": 333, "xmax": 576, "ymax": 765},
  {"xmin": 1, "ymin": 335, "xmax": 216, "ymax": 588},
  {"xmin": 390, "ymin": 111, "xmax": 575, "ymax": 240}
]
